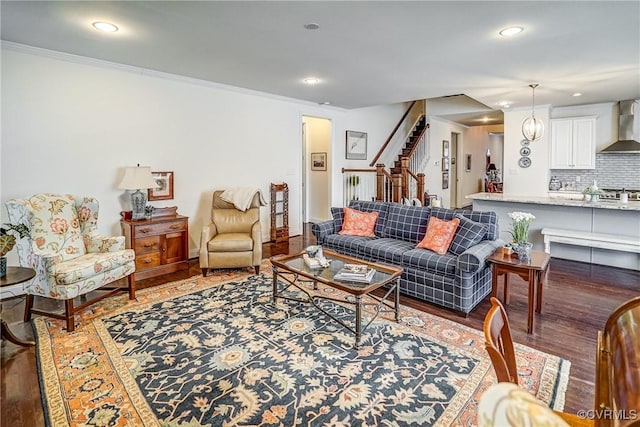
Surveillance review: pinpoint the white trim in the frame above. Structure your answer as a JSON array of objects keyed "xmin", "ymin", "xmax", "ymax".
[{"xmin": 1, "ymin": 41, "xmax": 347, "ymax": 110}]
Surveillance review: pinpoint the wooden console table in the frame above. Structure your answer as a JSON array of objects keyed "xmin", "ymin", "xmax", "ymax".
[
  {"xmin": 487, "ymin": 250, "xmax": 550, "ymax": 334},
  {"xmin": 0, "ymin": 266, "xmax": 36, "ymax": 347}
]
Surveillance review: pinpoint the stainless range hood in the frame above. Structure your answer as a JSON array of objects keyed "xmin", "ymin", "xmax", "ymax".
[{"xmin": 599, "ymin": 100, "xmax": 640, "ymax": 153}]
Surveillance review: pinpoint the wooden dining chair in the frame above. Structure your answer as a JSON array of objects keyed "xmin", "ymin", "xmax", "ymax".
[
  {"xmin": 483, "ymin": 297, "xmax": 519, "ymax": 384},
  {"xmin": 482, "ymin": 297, "xmax": 593, "ymax": 426}
]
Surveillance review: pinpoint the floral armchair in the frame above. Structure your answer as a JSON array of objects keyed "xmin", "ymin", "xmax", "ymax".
[{"xmin": 5, "ymin": 193, "xmax": 136, "ymax": 332}]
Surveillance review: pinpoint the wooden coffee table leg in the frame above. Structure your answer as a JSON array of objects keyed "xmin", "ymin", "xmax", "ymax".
[
  {"xmin": 1, "ymin": 320, "xmax": 35, "ymax": 347},
  {"xmin": 354, "ymin": 295, "xmax": 363, "ymax": 348}
]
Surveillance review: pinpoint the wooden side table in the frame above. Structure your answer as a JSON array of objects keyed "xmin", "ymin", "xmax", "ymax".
[
  {"xmin": 0, "ymin": 266, "xmax": 36, "ymax": 347},
  {"xmin": 487, "ymin": 250, "xmax": 551, "ymax": 334}
]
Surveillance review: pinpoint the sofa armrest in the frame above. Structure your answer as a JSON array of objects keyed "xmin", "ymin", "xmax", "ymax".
[
  {"xmin": 457, "ymin": 239, "xmax": 504, "ymax": 273},
  {"xmin": 312, "ymin": 220, "xmax": 336, "ymax": 245}
]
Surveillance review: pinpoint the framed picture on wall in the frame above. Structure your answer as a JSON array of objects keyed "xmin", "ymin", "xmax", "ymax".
[
  {"xmin": 148, "ymin": 171, "xmax": 174, "ymax": 201},
  {"xmin": 442, "ymin": 157, "xmax": 449, "ymax": 171},
  {"xmin": 465, "ymin": 154, "xmax": 472, "ymax": 172},
  {"xmin": 442, "ymin": 140, "xmax": 450, "ymax": 157},
  {"xmin": 442, "ymin": 172, "xmax": 449, "ymax": 189},
  {"xmin": 346, "ymin": 130, "xmax": 367, "ymax": 159},
  {"xmin": 311, "ymin": 152, "xmax": 327, "ymax": 171}
]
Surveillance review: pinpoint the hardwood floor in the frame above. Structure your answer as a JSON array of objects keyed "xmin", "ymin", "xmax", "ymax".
[{"xmin": 2, "ymin": 224, "xmax": 639, "ymax": 426}]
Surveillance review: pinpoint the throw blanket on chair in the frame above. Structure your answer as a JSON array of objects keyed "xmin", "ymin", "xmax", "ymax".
[{"xmin": 220, "ymin": 187, "xmax": 267, "ymax": 211}]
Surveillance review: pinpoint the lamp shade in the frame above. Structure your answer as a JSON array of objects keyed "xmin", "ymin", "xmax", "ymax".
[{"xmin": 118, "ymin": 166, "xmax": 159, "ymax": 190}]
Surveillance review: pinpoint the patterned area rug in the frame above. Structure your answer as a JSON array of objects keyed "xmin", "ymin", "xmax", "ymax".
[{"xmin": 34, "ymin": 263, "xmax": 570, "ymax": 426}]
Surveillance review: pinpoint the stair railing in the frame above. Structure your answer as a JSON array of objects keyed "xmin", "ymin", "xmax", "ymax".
[
  {"xmin": 370, "ymin": 101, "xmax": 419, "ymax": 168},
  {"xmin": 342, "ymin": 168, "xmax": 377, "ymax": 205},
  {"xmin": 343, "ymin": 100, "xmax": 430, "ymax": 205}
]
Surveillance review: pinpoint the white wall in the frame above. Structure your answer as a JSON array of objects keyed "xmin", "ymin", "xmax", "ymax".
[
  {"xmin": 502, "ymin": 105, "xmax": 551, "ymax": 196},
  {"xmin": 1, "ymin": 45, "xmax": 414, "ymax": 262},
  {"xmin": 0, "ymin": 46, "xmax": 347, "ymax": 260},
  {"xmin": 425, "ymin": 117, "xmax": 466, "ymax": 208},
  {"xmin": 303, "ymin": 116, "xmax": 331, "ymax": 223},
  {"xmin": 462, "ymin": 124, "xmax": 504, "ymax": 204},
  {"xmin": 333, "ymin": 102, "xmax": 410, "ymax": 206}
]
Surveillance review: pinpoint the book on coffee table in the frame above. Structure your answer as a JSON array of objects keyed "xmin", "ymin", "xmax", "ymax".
[{"xmin": 334, "ymin": 264, "xmax": 376, "ymax": 283}]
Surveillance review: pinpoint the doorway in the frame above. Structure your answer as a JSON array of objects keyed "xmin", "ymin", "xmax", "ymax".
[{"xmin": 301, "ymin": 116, "xmax": 332, "ymax": 225}]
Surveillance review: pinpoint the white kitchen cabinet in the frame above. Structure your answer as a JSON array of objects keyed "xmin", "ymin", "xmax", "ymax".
[{"xmin": 550, "ymin": 116, "xmax": 596, "ymax": 169}]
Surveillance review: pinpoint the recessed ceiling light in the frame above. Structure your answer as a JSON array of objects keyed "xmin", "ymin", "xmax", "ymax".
[
  {"xmin": 304, "ymin": 23, "xmax": 320, "ymax": 30},
  {"xmin": 499, "ymin": 26, "xmax": 523, "ymax": 36},
  {"xmin": 498, "ymin": 101, "xmax": 511, "ymax": 108},
  {"xmin": 304, "ymin": 77, "xmax": 320, "ymax": 85},
  {"xmin": 92, "ymin": 21, "xmax": 119, "ymax": 32},
  {"xmin": 572, "ymin": 92, "xmax": 582, "ymax": 97},
  {"xmin": 321, "ymin": 101, "xmax": 331, "ymax": 105}
]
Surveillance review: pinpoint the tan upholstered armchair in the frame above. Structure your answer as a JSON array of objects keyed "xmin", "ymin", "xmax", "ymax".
[{"xmin": 199, "ymin": 190, "xmax": 262, "ymax": 276}]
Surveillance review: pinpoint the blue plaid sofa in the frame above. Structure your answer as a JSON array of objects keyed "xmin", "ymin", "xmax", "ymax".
[{"xmin": 312, "ymin": 201, "xmax": 503, "ymax": 315}]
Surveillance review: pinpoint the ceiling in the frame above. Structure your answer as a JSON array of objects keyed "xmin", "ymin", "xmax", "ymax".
[{"xmin": 2, "ymin": 1, "xmax": 639, "ymax": 125}]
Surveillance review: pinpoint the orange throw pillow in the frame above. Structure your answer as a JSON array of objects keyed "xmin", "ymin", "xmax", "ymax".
[
  {"xmin": 338, "ymin": 207, "xmax": 379, "ymax": 237},
  {"xmin": 416, "ymin": 216, "xmax": 460, "ymax": 254}
]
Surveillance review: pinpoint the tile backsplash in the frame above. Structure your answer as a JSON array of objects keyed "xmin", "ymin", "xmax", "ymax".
[{"xmin": 550, "ymin": 153, "xmax": 640, "ymax": 190}]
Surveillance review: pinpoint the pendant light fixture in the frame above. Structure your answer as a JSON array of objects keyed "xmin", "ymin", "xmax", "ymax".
[{"xmin": 522, "ymin": 84, "xmax": 544, "ymax": 141}]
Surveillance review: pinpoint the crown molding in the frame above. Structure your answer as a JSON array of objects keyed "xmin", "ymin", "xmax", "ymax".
[{"xmin": 1, "ymin": 41, "xmax": 346, "ymax": 111}]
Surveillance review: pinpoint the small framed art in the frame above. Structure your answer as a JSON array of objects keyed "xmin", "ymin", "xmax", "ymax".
[
  {"xmin": 346, "ymin": 130, "xmax": 367, "ymax": 159},
  {"xmin": 442, "ymin": 157, "xmax": 449, "ymax": 171},
  {"xmin": 311, "ymin": 152, "xmax": 327, "ymax": 171},
  {"xmin": 148, "ymin": 171, "xmax": 174, "ymax": 201},
  {"xmin": 442, "ymin": 172, "xmax": 449, "ymax": 189},
  {"xmin": 465, "ymin": 154, "xmax": 472, "ymax": 172},
  {"xmin": 442, "ymin": 140, "xmax": 449, "ymax": 157}
]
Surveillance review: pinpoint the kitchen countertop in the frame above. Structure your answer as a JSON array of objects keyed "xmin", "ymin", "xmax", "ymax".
[{"xmin": 466, "ymin": 192, "xmax": 640, "ymax": 211}]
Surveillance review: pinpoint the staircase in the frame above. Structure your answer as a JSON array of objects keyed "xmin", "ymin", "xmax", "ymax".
[
  {"xmin": 342, "ymin": 101, "xmax": 429, "ymax": 205},
  {"xmin": 390, "ymin": 115, "xmax": 427, "ymax": 175}
]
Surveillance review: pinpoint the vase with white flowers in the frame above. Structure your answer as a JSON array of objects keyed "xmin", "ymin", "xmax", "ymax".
[{"xmin": 508, "ymin": 211, "xmax": 535, "ymax": 262}]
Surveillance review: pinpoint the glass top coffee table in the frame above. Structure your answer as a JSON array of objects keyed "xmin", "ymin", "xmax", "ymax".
[{"xmin": 270, "ymin": 250, "xmax": 403, "ymax": 347}]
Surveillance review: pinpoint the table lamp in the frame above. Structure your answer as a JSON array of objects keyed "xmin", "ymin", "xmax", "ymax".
[{"xmin": 118, "ymin": 165, "xmax": 159, "ymax": 220}]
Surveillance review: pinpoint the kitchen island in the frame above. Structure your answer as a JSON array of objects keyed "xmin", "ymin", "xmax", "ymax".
[{"xmin": 467, "ymin": 192, "xmax": 640, "ymax": 270}]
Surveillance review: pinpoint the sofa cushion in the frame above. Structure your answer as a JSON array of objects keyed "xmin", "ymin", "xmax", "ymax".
[
  {"xmin": 430, "ymin": 207, "xmax": 498, "ymax": 240},
  {"xmin": 323, "ymin": 234, "xmax": 374, "ymax": 255},
  {"xmin": 349, "ymin": 200, "xmax": 390, "ymax": 237},
  {"xmin": 357, "ymin": 238, "xmax": 416, "ymax": 265},
  {"xmin": 448, "ymin": 214, "xmax": 489, "ymax": 256},
  {"xmin": 339, "ymin": 207, "xmax": 378, "ymax": 237},
  {"xmin": 416, "ymin": 217, "xmax": 460, "ymax": 255},
  {"xmin": 402, "ymin": 248, "xmax": 458, "ymax": 277},
  {"xmin": 383, "ymin": 204, "xmax": 431, "ymax": 243}
]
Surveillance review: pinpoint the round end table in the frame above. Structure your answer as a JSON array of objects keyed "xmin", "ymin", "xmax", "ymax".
[{"xmin": 1, "ymin": 266, "xmax": 36, "ymax": 347}]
